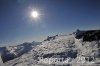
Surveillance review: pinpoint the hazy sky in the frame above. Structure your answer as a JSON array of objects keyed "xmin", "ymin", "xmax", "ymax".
[{"xmin": 0, "ymin": 0, "xmax": 100, "ymax": 46}]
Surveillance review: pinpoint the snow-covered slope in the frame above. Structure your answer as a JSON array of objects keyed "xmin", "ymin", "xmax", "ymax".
[
  {"xmin": 1, "ymin": 31, "xmax": 100, "ymax": 66},
  {"xmin": 0, "ymin": 54, "xmax": 4, "ymax": 66}
]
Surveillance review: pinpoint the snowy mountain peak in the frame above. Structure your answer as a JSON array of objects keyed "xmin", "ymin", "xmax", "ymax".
[{"xmin": 0, "ymin": 30, "xmax": 100, "ymax": 66}]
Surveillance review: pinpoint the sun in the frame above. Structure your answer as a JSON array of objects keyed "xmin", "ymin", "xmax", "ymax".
[{"xmin": 31, "ymin": 11, "xmax": 39, "ymax": 18}]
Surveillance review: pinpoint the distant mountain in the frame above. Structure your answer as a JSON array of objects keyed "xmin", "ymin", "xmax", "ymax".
[
  {"xmin": 0, "ymin": 41, "xmax": 40, "ymax": 63},
  {"xmin": 0, "ymin": 30, "xmax": 100, "ymax": 66}
]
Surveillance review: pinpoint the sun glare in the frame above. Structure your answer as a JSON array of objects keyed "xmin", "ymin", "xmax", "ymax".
[{"xmin": 31, "ymin": 11, "xmax": 39, "ymax": 18}]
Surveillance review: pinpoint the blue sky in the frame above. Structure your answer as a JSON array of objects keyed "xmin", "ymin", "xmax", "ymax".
[{"xmin": 0, "ymin": 0, "xmax": 100, "ymax": 46}]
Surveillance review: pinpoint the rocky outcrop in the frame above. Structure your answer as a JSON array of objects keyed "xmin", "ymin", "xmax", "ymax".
[{"xmin": 75, "ymin": 29, "xmax": 100, "ymax": 41}]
